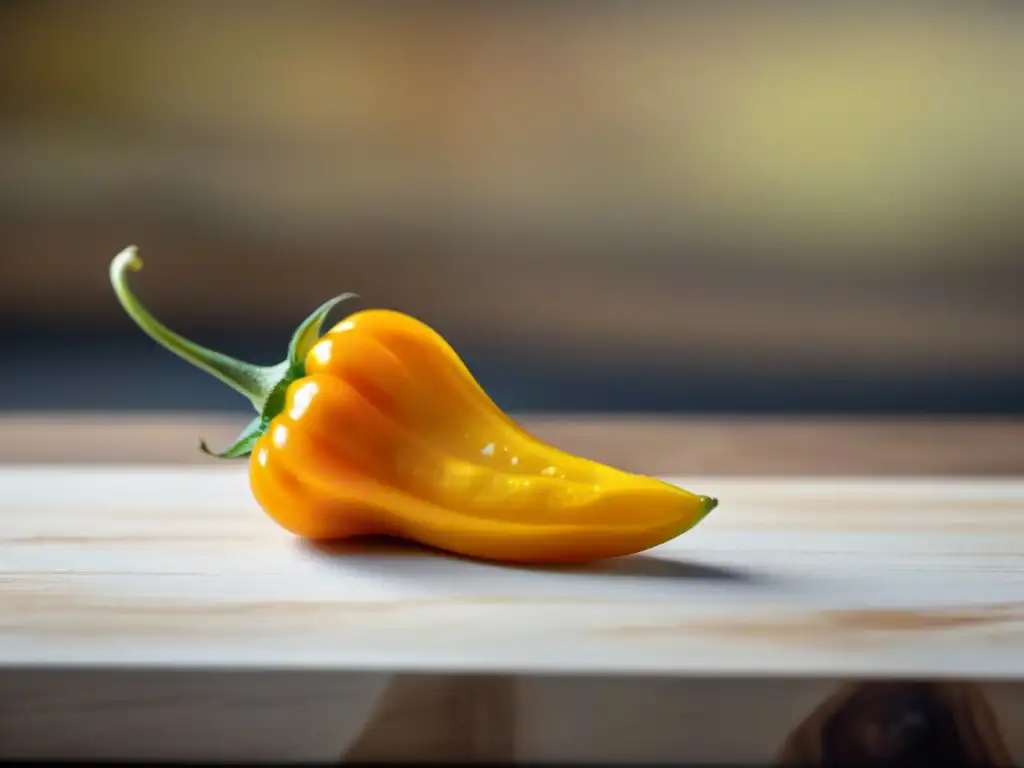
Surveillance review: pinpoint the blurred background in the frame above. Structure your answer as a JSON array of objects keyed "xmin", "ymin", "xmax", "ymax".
[{"xmin": 0, "ymin": 1, "xmax": 1021, "ymax": 415}]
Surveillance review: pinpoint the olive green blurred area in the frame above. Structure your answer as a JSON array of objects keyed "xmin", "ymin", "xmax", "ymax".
[{"xmin": 0, "ymin": 2, "xmax": 1021, "ymax": 411}]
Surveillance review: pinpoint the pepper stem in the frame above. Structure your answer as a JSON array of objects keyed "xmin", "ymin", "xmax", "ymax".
[
  {"xmin": 110, "ymin": 245, "xmax": 280, "ymax": 412},
  {"xmin": 109, "ymin": 245, "xmax": 359, "ymax": 459}
]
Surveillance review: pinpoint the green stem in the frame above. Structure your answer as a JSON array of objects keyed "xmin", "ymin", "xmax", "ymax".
[
  {"xmin": 109, "ymin": 245, "xmax": 359, "ymax": 458},
  {"xmin": 109, "ymin": 245, "xmax": 278, "ymax": 413}
]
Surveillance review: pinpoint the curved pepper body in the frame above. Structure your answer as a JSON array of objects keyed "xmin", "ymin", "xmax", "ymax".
[
  {"xmin": 109, "ymin": 246, "xmax": 717, "ymax": 564},
  {"xmin": 249, "ymin": 310, "xmax": 715, "ymax": 563}
]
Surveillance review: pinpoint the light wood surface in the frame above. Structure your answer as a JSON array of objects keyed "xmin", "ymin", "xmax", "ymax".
[
  {"xmin": 3, "ymin": 466, "xmax": 1023, "ymax": 679},
  {"xmin": 2, "ymin": 415, "xmax": 1022, "ymax": 763}
]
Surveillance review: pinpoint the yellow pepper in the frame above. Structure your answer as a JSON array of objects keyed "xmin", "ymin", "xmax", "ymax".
[{"xmin": 110, "ymin": 246, "xmax": 718, "ymax": 563}]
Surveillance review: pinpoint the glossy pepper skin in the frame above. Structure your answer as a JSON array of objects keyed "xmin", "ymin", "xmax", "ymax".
[{"xmin": 110, "ymin": 246, "xmax": 718, "ymax": 563}]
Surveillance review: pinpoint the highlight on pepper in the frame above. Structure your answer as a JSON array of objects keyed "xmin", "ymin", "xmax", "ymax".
[{"xmin": 109, "ymin": 245, "xmax": 719, "ymax": 564}]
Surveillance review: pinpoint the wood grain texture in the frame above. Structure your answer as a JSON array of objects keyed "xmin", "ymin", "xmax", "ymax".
[
  {"xmin": 2, "ymin": 466, "xmax": 1022, "ymax": 679},
  {"xmin": 1, "ymin": 414, "xmax": 1021, "ymax": 475},
  {"xmin": 2, "ymin": 416, "xmax": 1022, "ymax": 763}
]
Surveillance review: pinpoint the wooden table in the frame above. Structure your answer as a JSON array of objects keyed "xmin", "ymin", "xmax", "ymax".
[{"xmin": 2, "ymin": 415, "xmax": 1023, "ymax": 764}]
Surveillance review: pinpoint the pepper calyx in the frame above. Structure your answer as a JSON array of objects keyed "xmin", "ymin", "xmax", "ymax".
[
  {"xmin": 287, "ymin": 291, "xmax": 359, "ymax": 373},
  {"xmin": 109, "ymin": 245, "xmax": 357, "ymax": 459},
  {"xmin": 200, "ymin": 415, "xmax": 269, "ymax": 459}
]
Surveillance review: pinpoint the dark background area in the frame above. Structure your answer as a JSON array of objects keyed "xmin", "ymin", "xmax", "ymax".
[{"xmin": 1, "ymin": 2, "xmax": 1021, "ymax": 415}]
